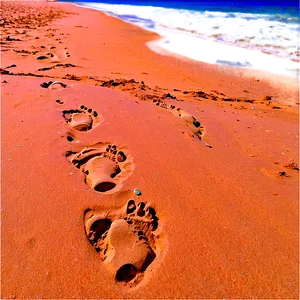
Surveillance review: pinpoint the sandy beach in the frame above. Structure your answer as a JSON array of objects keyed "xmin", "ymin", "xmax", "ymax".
[{"xmin": 1, "ymin": 1, "xmax": 299, "ymax": 298}]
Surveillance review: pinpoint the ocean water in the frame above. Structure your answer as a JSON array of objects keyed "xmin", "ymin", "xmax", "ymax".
[{"xmin": 67, "ymin": 0, "xmax": 299, "ymax": 77}]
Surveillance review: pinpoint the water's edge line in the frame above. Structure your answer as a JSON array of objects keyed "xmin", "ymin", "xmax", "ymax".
[{"xmin": 60, "ymin": 1, "xmax": 298, "ymax": 78}]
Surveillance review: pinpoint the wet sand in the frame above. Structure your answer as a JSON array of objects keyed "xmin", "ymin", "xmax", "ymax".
[{"xmin": 1, "ymin": 1, "xmax": 299, "ymax": 298}]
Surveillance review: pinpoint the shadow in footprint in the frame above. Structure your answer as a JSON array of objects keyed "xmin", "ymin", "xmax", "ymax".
[{"xmin": 84, "ymin": 200, "xmax": 160, "ymax": 286}]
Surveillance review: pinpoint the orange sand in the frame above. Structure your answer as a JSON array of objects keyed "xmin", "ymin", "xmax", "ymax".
[{"xmin": 1, "ymin": 1, "xmax": 299, "ymax": 298}]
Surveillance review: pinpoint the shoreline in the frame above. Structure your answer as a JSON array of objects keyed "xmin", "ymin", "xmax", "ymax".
[
  {"xmin": 71, "ymin": 0, "xmax": 299, "ymax": 69},
  {"xmin": 42, "ymin": 1, "xmax": 300, "ymax": 108},
  {"xmin": 1, "ymin": 1, "xmax": 299, "ymax": 299}
]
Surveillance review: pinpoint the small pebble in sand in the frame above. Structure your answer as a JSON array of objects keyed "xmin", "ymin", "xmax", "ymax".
[
  {"xmin": 70, "ymin": 172, "xmax": 73, "ymax": 175},
  {"xmin": 205, "ymin": 143, "xmax": 212, "ymax": 148},
  {"xmin": 134, "ymin": 189, "xmax": 142, "ymax": 196}
]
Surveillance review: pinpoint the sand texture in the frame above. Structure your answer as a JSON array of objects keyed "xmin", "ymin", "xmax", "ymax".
[{"xmin": 1, "ymin": 1, "xmax": 299, "ymax": 299}]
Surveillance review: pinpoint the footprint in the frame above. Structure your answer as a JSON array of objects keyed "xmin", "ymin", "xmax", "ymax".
[
  {"xmin": 153, "ymin": 99, "xmax": 205, "ymax": 139},
  {"xmin": 67, "ymin": 143, "xmax": 134, "ymax": 193},
  {"xmin": 62, "ymin": 105, "xmax": 101, "ymax": 132},
  {"xmin": 84, "ymin": 200, "xmax": 160, "ymax": 286},
  {"xmin": 40, "ymin": 81, "xmax": 66, "ymax": 89},
  {"xmin": 178, "ymin": 110, "xmax": 205, "ymax": 139}
]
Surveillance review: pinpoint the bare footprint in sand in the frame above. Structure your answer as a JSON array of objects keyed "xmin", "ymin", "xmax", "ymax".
[
  {"xmin": 62, "ymin": 105, "xmax": 101, "ymax": 132},
  {"xmin": 84, "ymin": 200, "xmax": 160, "ymax": 286},
  {"xmin": 40, "ymin": 81, "xmax": 67, "ymax": 90},
  {"xmin": 153, "ymin": 99, "xmax": 205, "ymax": 139},
  {"xmin": 66, "ymin": 143, "xmax": 134, "ymax": 193}
]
